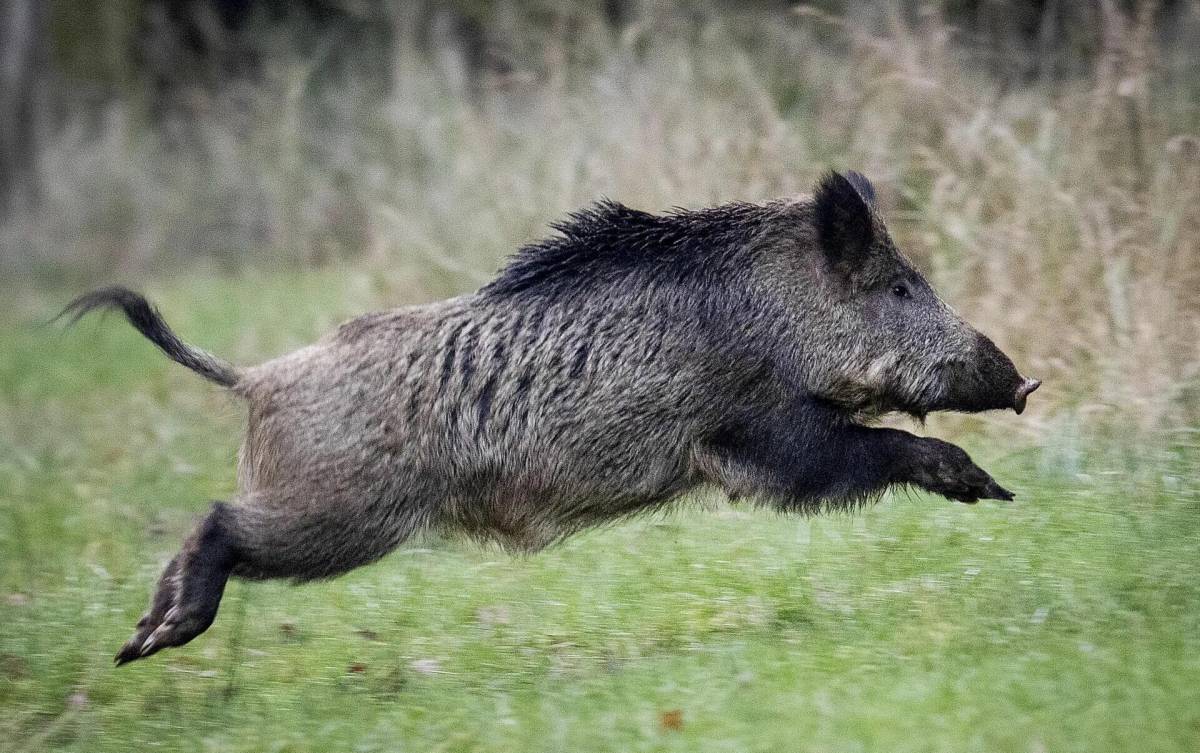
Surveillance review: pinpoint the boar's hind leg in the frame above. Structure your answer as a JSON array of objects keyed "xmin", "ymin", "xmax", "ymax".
[
  {"xmin": 116, "ymin": 489, "xmax": 421, "ymax": 665},
  {"xmin": 116, "ymin": 502, "xmax": 237, "ymax": 665},
  {"xmin": 225, "ymin": 489, "xmax": 423, "ymax": 582}
]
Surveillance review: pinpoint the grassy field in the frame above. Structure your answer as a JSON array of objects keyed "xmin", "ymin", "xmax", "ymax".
[
  {"xmin": 1, "ymin": 271, "xmax": 1198, "ymax": 752},
  {"xmin": 3, "ymin": 2, "xmax": 1199, "ymax": 751}
]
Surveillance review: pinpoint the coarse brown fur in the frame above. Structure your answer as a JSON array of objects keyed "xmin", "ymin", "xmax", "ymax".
[{"xmin": 61, "ymin": 171, "xmax": 1040, "ymax": 665}]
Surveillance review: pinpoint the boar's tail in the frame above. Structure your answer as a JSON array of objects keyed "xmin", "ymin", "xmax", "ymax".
[{"xmin": 58, "ymin": 287, "xmax": 239, "ymax": 388}]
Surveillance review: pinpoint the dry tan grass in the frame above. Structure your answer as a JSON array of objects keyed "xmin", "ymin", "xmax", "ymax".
[{"xmin": 4, "ymin": 2, "xmax": 1198, "ymax": 434}]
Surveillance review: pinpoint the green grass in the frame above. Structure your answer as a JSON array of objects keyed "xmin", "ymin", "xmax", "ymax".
[{"xmin": 1, "ymin": 272, "xmax": 1198, "ymax": 753}]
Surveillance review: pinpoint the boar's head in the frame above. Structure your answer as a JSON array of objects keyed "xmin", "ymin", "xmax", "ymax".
[{"xmin": 761, "ymin": 171, "xmax": 1039, "ymax": 420}]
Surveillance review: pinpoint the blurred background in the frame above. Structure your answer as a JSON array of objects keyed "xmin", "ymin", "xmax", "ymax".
[
  {"xmin": 3, "ymin": 0, "xmax": 1199, "ymax": 437},
  {"xmin": 2, "ymin": 2, "xmax": 1199, "ymax": 751}
]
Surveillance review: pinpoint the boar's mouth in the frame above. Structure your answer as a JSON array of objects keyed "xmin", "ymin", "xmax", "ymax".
[
  {"xmin": 820, "ymin": 344, "xmax": 1040, "ymax": 420},
  {"xmin": 820, "ymin": 367, "xmax": 940, "ymax": 422}
]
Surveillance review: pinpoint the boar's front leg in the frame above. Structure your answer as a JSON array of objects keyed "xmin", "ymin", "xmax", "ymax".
[
  {"xmin": 897, "ymin": 435, "xmax": 1013, "ymax": 503},
  {"xmin": 695, "ymin": 403, "xmax": 1012, "ymax": 508}
]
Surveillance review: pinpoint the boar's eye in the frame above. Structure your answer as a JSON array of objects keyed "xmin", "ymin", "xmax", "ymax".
[{"xmin": 891, "ymin": 284, "xmax": 911, "ymax": 299}]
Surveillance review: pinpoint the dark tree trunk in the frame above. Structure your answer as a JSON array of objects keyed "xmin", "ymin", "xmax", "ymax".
[{"xmin": 0, "ymin": 0, "xmax": 47, "ymax": 218}]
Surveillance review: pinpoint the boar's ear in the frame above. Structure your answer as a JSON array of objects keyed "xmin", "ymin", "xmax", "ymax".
[
  {"xmin": 844, "ymin": 170, "xmax": 876, "ymax": 206},
  {"xmin": 814, "ymin": 170, "xmax": 875, "ymax": 274}
]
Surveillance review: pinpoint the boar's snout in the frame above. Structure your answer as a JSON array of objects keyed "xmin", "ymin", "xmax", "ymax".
[
  {"xmin": 934, "ymin": 333, "xmax": 1039, "ymax": 415},
  {"xmin": 971, "ymin": 334, "xmax": 1040, "ymax": 414},
  {"xmin": 1012, "ymin": 377, "xmax": 1041, "ymax": 415}
]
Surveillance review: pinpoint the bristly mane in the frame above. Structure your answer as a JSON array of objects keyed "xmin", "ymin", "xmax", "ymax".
[{"xmin": 480, "ymin": 199, "xmax": 771, "ymax": 298}]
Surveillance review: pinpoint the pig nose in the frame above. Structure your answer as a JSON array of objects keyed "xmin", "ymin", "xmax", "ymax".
[{"xmin": 1012, "ymin": 377, "xmax": 1041, "ymax": 414}]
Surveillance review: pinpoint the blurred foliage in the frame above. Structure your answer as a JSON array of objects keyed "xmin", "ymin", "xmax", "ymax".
[
  {"xmin": 1, "ymin": 6, "xmax": 1199, "ymax": 749},
  {"xmin": 1, "ymin": 0, "xmax": 1198, "ymax": 436}
]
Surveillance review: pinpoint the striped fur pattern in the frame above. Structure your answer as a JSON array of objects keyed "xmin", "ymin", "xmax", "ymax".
[{"xmin": 64, "ymin": 171, "xmax": 1038, "ymax": 664}]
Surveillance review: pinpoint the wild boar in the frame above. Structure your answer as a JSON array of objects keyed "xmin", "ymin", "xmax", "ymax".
[{"xmin": 61, "ymin": 170, "xmax": 1040, "ymax": 664}]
